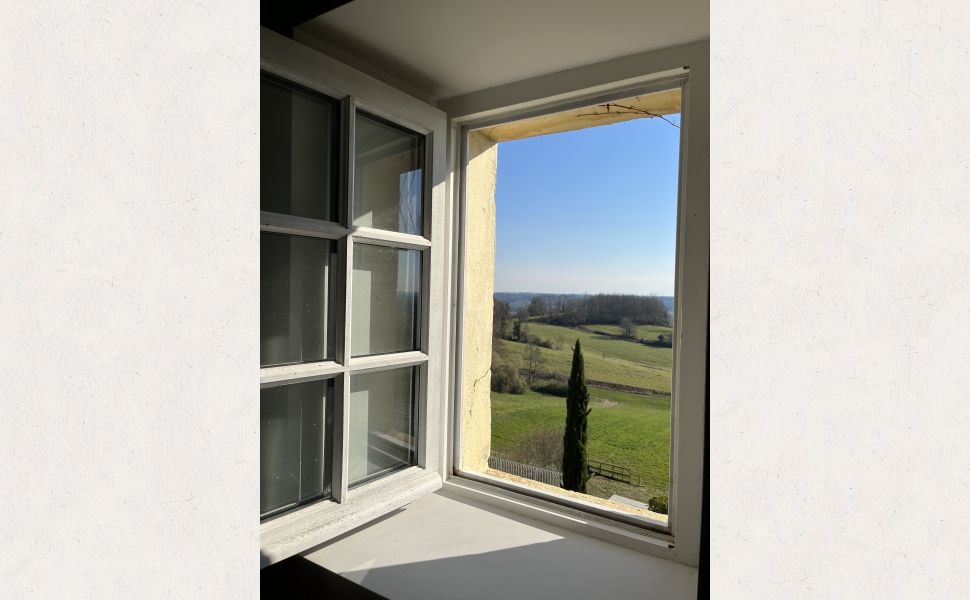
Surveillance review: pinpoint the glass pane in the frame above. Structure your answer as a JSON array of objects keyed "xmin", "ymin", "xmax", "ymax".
[
  {"xmin": 261, "ymin": 232, "xmax": 337, "ymax": 367},
  {"xmin": 261, "ymin": 75, "xmax": 338, "ymax": 221},
  {"xmin": 351, "ymin": 244, "xmax": 421, "ymax": 357},
  {"xmin": 353, "ymin": 113, "xmax": 424, "ymax": 235},
  {"xmin": 260, "ymin": 379, "xmax": 334, "ymax": 517},
  {"xmin": 349, "ymin": 368, "xmax": 418, "ymax": 486}
]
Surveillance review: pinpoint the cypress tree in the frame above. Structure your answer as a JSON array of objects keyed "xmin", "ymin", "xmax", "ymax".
[{"xmin": 562, "ymin": 339, "xmax": 590, "ymax": 493}]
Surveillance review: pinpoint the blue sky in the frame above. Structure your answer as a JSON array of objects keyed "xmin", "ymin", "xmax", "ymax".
[{"xmin": 494, "ymin": 114, "xmax": 681, "ymax": 296}]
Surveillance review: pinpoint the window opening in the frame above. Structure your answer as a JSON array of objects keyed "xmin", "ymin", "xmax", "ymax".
[{"xmin": 458, "ymin": 87, "xmax": 683, "ymax": 527}]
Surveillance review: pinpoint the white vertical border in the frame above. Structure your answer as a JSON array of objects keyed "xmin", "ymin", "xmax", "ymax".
[{"xmin": 668, "ymin": 42, "xmax": 709, "ymax": 568}]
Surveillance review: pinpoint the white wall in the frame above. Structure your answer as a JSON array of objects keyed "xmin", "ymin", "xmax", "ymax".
[{"xmin": 0, "ymin": 2, "xmax": 258, "ymax": 597}]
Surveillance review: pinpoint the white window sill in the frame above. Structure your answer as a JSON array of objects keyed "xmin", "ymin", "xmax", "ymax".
[
  {"xmin": 300, "ymin": 487, "xmax": 698, "ymax": 600},
  {"xmin": 452, "ymin": 468, "xmax": 669, "ymax": 527},
  {"xmin": 441, "ymin": 476, "xmax": 688, "ymax": 564},
  {"xmin": 260, "ymin": 467, "xmax": 442, "ymax": 565}
]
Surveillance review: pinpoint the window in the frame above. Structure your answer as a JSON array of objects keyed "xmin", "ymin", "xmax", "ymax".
[
  {"xmin": 260, "ymin": 33, "xmax": 449, "ymax": 563},
  {"xmin": 453, "ymin": 76, "xmax": 703, "ymax": 542},
  {"xmin": 348, "ymin": 367, "xmax": 419, "ymax": 486},
  {"xmin": 260, "ymin": 28, "xmax": 704, "ymax": 568},
  {"xmin": 459, "ymin": 91, "xmax": 680, "ymax": 528},
  {"xmin": 260, "ymin": 379, "xmax": 335, "ymax": 516},
  {"xmin": 260, "ymin": 71, "xmax": 435, "ymax": 521}
]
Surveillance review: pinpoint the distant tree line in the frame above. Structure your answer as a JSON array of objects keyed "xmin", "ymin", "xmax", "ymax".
[
  {"xmin": 495, "ymin": 293, "xmax": 670, "ymax": 333},
  {"xmin": 541, "ymin": 293, "xmax": 670, "ymax": 327},
  {"xmin": 493, "ymin": 299, "xmax": 557, "ymax": 348},
  {"xmin": 490, "ymin": 293, "xmax": 670, "ymax": 396},
  {"xmin": 493, "ymin": 299, "xmax": 513, "ymax": 339}
]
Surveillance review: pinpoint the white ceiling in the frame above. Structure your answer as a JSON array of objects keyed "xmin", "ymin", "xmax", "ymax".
[{"xmin": 300, "ymin": 0, "xmax": 708, "ymax": 102}]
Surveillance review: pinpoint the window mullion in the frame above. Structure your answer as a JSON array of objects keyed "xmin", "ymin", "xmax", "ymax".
[
  {"xmin": 338, "ymin": 95, "xmax": 353, "ymax": 229},
  {"xmin": 339, "ymin": 95, "xmax": 356, "ymax": 366},
  {"xmin": 332, "ymin": 95, "xmax": 355, "ymax": 503},
  {"xmin": 331, "ymin": 373, "xmax": 350, "ymax": 502},
  {"xmin": 415, "ymin": 361, "xmax": 428, "ymax": 468},
  {"xmin": 420, "ymin": 246, "xmax": 431, "ymax": 354}
]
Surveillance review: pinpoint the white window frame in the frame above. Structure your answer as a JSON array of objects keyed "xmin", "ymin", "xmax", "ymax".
[
  {"xmin": 443, "ymin": 46, "xmax": 708, "ymax": 568},
  {"xmin": 259, "ymin": 30, "xmax": 453, "ymax": 565}
]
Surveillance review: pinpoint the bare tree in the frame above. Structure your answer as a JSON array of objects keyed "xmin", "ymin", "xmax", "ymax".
[
  {"xmin": 525, "ymin": 341, "xmax": 543, "ymax": 388},
  {"xmin": 514, "ymin": 425, "xmax": 563, "ymax": 470},
  {"xmin": 493, "ymin": 300, "xmax": 511, "ymax": 339},
  {"xmin": 528, "ymin": 296, "xmax": 547, "ymax": 317},
  {"xmin": 619, "ymin": 317, "xmax": 636, "ymax": 339}
]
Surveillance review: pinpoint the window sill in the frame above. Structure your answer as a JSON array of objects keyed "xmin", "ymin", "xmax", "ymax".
[
  {"xmin": 300, "ymin": 487, "xmax": 697, "ymax": 600},
  {"xmin": 464, "ymin": 467, "xmax": 669, "ymax": 527},
  {"xmin": 260, "ymin": 467, "xmax": 442, "ymax": 566},
  {"xmin": 442, "ymin": 475, "xmax": 690, "ymax": 565}
]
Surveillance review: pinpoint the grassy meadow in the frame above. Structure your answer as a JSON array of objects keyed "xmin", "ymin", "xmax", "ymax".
[
  {"xmin": 494, "ymin": 322, "xmax": 671, "ymax": 393},
  {"xmin": 490, "ymin": 321, "xmax": 673, "ymax": 503}
]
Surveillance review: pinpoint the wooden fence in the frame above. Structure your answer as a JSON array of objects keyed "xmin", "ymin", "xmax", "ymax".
[
  {"xmin": 587, "ymin": 459, "xmax": 641, "ymax": 486},
  {"xmin": 488, "ymin": 455, "xmax": 644, "ymax": 488}
]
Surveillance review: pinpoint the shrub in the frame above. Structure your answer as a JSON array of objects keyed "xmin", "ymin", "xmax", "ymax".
[
  {"xmin": 644, "ymin": 334, "xmax": 672, "ymax": 348},
  {"xmin": 512, "ymin": 426, "xmax": 563, "ymax": 470},
  {"xmin": 491, "ymin": 361, "xmax": 525, "ymax": 394},
  {"xmin": 619, "ymin": 317, "xmax": 636, "ymax": 338},
  {"xmin": 523, "ymin": 334, "xmax": 553, "ymax": 349},
  {"xmin": 533, "ymin": 381, "xmax": 568, "ymax": 397},
  {"xmin": 648, "ymin": 494, "xmax": 668, "ymax": 514}
]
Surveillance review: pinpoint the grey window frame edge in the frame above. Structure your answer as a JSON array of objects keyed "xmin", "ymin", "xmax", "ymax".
[
  {"xmin": 260, "ymin": 29, "xmax": 453, "ymax": 565},
  {"xmin": 444, "ymin": 41, "xmax": 709, "ymax": 569}
]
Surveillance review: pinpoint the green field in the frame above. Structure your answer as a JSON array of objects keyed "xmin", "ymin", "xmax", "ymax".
[
  {"xmin": 585, "ymin": 323, "xmax": 673, "ymax": 342},
  {"xmin": 490, "ymin": 322, "xmax": 673, "ymax": 503},
  {"xmin": 494, "ymin": 322, "xmax": 671, "ymax": 393}
]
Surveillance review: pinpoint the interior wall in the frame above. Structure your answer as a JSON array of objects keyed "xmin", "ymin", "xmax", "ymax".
[{"xmin": 440, "ymin": 40, "xmax": 707, "ymax": 122}]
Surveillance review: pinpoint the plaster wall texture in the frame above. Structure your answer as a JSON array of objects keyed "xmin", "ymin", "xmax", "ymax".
[
  {"xmin": 481, "ymin": 87, "xmax": 681, "ymax": 142},
  {"xmin": 459, "ymin": 130, "xmax": 498, "ymax": 472}
]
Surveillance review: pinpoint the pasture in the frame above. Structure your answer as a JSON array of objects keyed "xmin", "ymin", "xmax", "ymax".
[{"xmin": 490, "ymin": 322, "xmax": 674, "ymax": 502}]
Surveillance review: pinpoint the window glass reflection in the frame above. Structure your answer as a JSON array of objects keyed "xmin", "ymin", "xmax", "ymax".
[{"xmin": 353, "ymin": 113, "xmax": 424, "ymax": 235}]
